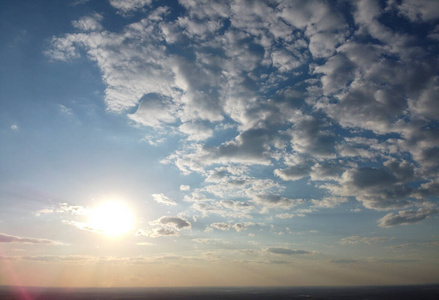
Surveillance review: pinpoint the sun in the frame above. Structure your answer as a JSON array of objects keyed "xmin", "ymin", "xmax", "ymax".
[{"xmin": 88, "ymin": 201, "xmax": 135, "ymax": 237}]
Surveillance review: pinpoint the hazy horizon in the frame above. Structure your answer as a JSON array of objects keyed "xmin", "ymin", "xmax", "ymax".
[
  {"xmin": 1, "ymin": 285, "xmax": 439, "ymax": 300},
  {"xmin": 1, "ymin": 0, "xmax": 439, "ymax": 288}
]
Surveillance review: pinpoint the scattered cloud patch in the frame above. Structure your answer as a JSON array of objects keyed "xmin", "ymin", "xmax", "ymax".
[
  {"xmin": 266, "ymin": 247, "xmax": 313, "ymax": 255},
  {"xmin": 150, "ymin": 216, "xmax": 191, "ymax": 230},
  {"xmin": 109, "ymin": 0, "xmax": 152, "ymax": 14},
  {"xmin": 378, "ymin": 207, "xmax": 439, "ymax": 227},
  {"xmin": 339, "ymin": 236, "xmax": 393, "ymax": 245},
  {"xmin": 148, "ymin": 227, "xmax": 179, "ymax": 238},
  {"xmin": 151, "ymin": 193, "xmax": 177, "ymax": 206},
  {"xmin": 207, "ymin": 222, "xmax": 255, "ymax": 232},
  {"xmin": 0, "ymin": 233, "xmax": 65, "ymax": 245},
  {"xmin": 45, "ymin": 0, "xmax": 439, "ymax": 234}
]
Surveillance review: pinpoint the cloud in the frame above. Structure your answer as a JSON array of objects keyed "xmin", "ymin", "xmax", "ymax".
[
  {"xmin": 207, "ymin": 222, "xmax": 255, "ymax": 232},
  {"xmin": 180, "ymin": 185, "xmax": 190, "ymax": 191},
  {"xmin": 179, "ymin": 122, "xmax": 213, "ymax": 141},
  {"xmin": 378, "ymin": 207, "xmax": 439, "ymax": 227},
  {"xmin": 279, "ymin": 1, "xmax": 348, "ymax": 58},
  {"xmin": 47, "ymin": 0, "xmax": 439, "ymax": 229},
  {"xmin": 61, "ymin": 220, "xmax": 100, "ymax": 233},
  {"xmin": 312, "ymin": 197, "xmax": 348, "ymax": 208},
  {"xmin": 252, "ymin": 195, "xmax": 303, "ymax": 211},
  {"xmin": 323, "ymin": 161, "xmax": 416, "ymax": 210},
  {"xmin": 339, "ymin": 236, "xmax": 392, "ymax": 245},
  {"xmin": 192, "ymin": 238, "xmax": 231, "ymax": 246},
  {"xmin": 266, "ymin": 247, "xmax": 312, "ymax": 255},
  {"xmin": 35, "ymin": 203, "xmax": 89, "ymax": 216},
  {"xmin": 109, "ymin": 0, "xmax": 152, "ymax": 14},
  {"xmin": 150, "ymin": 216, "xmax": 191, "ymax": 230},
  {"xmin": 397, "ymin": 0, "xmax": 439, "ymax": 22},
  {"xmin": 148, "ymin": 228, "xmax": 179, "ymax": 238},
  {"xmin": 0, "ymin": 233, "xmax": 65, "ymax": 245},
  {"xmin": 72, "ymin": 13, "xmax": 103, "ymax": 32},
  {"xmin": 275, "ymin": 213, "xmax": 295, "ymax": 219},
  {"xmin": 192, "ymin": 199, "xmax": 254, "ymax": 219},
  {"xmin": 151, "ymin": 193, "xmax": 177, "ymax": 206},
  {"xmin": 128, "ymin": 93, "xmax": 179, "ymax": 128},
  {"xmin": 274, "ymin": 164, "xmax": 312, "ymax": 181}
]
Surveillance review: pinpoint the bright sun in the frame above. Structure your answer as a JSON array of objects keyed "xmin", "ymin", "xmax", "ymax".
[{"xmin": 88, "ymin": 201, "xmax": 135, "ymax": 237}]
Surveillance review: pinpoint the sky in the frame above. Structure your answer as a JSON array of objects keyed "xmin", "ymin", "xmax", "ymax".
[{"xmin": 1, "ymin": 0, "xmax": 439, "ymax": 288}]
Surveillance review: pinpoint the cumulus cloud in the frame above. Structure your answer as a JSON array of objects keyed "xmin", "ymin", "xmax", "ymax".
[
  {"xmin": 179, "ymin": 122, "xmax": 213, "ymax": 141},
  {"xmin": 323, "ymin": 161, "xmax": 416, "ymax": 211},
  {"xmin": 109, "ymin": 0, "xmax": 152, "ymax": 14},
  {"xmin": 129, "ymin": 94, "xmax": 179, "ymax": 128},
  {"xmin": 312, "ymin": 197, "xmax": 348, "ymax": 208},
  {"xmin": 378, "ymin": 207, "xmax": 439, "ymax": 227},
  {"xmin": 180, "ymin": 185, "xmax": 190, "ymax": 191},
  {"xmin": 72, "ymin": 13, "xmax": 103, "ymax": 31},
  {"xmin": 275, "ymin": 213, "xmax": 295, "ymax": 219},
  {"xmin": 253, "ymin": 195, "xmax": 303, "ymax": 211},
  {"xmin": 47, "ymin": 0, "xmax": 439, "ymax": 229},
  {"xmin": 192, "ymin": 198, "xmax": 254, "ymax": 219},
  {"xmin": 397, "ymin": 0, "xmax": 439, "ymax": 22},
  {"xmin": 150, "ymin": 216, "xmax": 191, "ymax": 230}
]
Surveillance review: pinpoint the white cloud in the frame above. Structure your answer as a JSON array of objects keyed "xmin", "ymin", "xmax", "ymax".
[
  {"xmin": 275, "ymin": 213, "xmax": 295, "ymax": 219},
  {"xmin": 109, "ymin": 0, "xmax": 152, "ymax": 14},
  {"xmin": 128, "ymin": 93, "xmax": 179, "ymax": 128},
  {"xmin": 47, "ymin": 0, "xmax": 439, "ymax": 230},
  {"xmin": 72, "ymin": 14, "xmax": 103, "ymax": 32},
  {"xmin": 279, "ymin": 0, "xmax": 348, "ymax": 58},
  {"xmin": 193, "ymin": 199, "xmax": 254, "ymax": 219},
  {"xmin": 179, "ymin": 185, "xmax": 190, "ymax": 191},
  {"xmin": 58, "ymin": 104, "xmax": 73, "ymax": 115},
  {"xmin": 151, "ymin": 193, "xmax": 177, "ymax": 206},
  {"xmin": 208, "ymin": 222, "xmax": 255, "ymax": 232},
  {"xmin": 179, "ymin": 122, "xmax": 213, "ymax": 141},
  {"xmin": 36, "ymin": 203, "xmax": 89, "ymax": 217}
]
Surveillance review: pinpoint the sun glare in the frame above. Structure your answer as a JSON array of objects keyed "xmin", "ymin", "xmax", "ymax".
[{"xmin": 89, "ymin": 201, "xmax": 135, "ymax": 237}]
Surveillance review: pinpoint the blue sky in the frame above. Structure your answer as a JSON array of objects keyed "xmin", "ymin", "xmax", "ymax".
[{"xmin": 1, "ymin": 0, "xmax": 439, "ymax": 287}]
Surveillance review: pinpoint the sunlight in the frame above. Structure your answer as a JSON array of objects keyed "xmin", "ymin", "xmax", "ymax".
[{"xmin": 88, "ymin": 200, "xmax": 135, "ymax": 237}]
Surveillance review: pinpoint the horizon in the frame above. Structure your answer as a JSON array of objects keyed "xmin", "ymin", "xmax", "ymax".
[
  {"xmin": 1, "ymin": 284, "xmax": 439, "ymax": 300},
  {"xmin": 1, "ymin": 0, "xmax": 439, "ymax": 288},
  {"xmin": 2, "ymin": 283, "xmax": 439, "ymax": 289}
]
